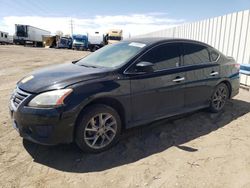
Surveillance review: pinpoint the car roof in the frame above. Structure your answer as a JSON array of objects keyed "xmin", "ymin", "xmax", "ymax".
[{"xmin": 124, "ymin": 37, "xmax": 212, "ymax": 48}]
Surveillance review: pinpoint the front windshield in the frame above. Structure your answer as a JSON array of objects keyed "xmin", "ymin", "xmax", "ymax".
[
  {"xmin": 76, "ymin": 41, "xmax": 146, "ymax": 68},
  {"xmin": 74, "ymin": 39, "xmax": 84, "ymax": 43}
]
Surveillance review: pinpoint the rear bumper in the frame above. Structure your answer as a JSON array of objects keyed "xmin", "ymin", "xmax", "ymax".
[
  {"xmin": 9, "ymin": 101, "xmax": 76, "ymax": 145},
  {"xmin": 230, "ymin": 74, "xmax": 240, "ymax": 98},
  {"xmin": 231, "ymin": 87, "xmax": 239, "ymax": 98}
]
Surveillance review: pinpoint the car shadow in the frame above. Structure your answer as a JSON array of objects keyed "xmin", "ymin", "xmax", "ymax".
[{"xmin": 23, "ymin": 99, "xmax": 250, "ymax": 173}]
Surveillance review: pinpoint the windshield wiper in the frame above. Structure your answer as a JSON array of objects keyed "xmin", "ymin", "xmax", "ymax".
[
  {"xmin": 80, "ymin": 64, "xmax": 98, "ymax": 68},
  {"xmin": 72, "ymin": 60, "xmax": 79, "ymax": 64}
]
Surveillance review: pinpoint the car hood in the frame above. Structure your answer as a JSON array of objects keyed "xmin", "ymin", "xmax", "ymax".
[{"xmin": 17, "ymin": 63, "xmax": 110, "ymax": 93}]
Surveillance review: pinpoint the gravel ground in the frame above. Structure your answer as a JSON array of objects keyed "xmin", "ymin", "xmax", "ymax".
[{"xmin": 0, "ymin": 45, "xmax": 250, "ymax": 188}]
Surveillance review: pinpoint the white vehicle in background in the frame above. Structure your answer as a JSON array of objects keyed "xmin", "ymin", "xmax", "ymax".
[
  {"xmin": 87, "ymin": 31, "xmax": 106, "ymax": 52},
  {"xmin": 106, "ymin": 29, "xmax": 123, "ymax": 44},
  {"xmin": 14, "ymin": 24, "xmax": 50, "ymax": 47},
  {"xmin": 7, "ymin": 35, "xmax": 13, "ymax": 44},
  {"xmin": 0, "ymin": 31, "xmax": 12, "ymax": 44}
]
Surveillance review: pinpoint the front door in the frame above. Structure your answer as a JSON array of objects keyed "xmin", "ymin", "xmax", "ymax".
[{"xmin": 127, "ymin": 43, "xmax": 186, "ymax": 122}]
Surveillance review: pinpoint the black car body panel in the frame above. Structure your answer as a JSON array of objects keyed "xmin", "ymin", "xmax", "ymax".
[
  {"xmin": 17, "ymin": 63, "xmax": 112, "ymax": 93},
  {"xmin": 9, "ymin": 38, "xmax": 240, "ymax": 145}
]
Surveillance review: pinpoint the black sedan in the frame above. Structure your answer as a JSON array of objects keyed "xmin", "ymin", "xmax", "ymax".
[{"xmin": 9, "ymin": 38, "xmax": 240, "ymax": 152}]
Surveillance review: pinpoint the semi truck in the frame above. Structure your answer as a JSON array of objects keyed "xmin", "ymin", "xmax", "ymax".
[
  {"xmin": 71, "ymin": 30, "xmax": 122, "ymax": 51},
  {"xmin": 106, "ymin": 29, "xmax": 123, "ymax": 44},
  {"xmin": 72, "ymin": 34, "xmax": 88, "ymax": 50},
  {"xmin": 14, "ymin": 24, "xmax": 50, "ymax": 47},
  {"xmin": 57, "ymin": 36, "xmax": 72, "ymax": 49},
  {"xmin": 0, "ymin": 31, "xmax": 12, "ymax": 44},
  {"xmin": 88, "ymin": 31, "xmax": 106, "ymax": 52}
]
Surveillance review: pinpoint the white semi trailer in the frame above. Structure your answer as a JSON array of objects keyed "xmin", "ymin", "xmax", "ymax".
[
  {"xmin": 88, "ymin": 31, "xmax": 106, "ymax": 52},
  {"xmin": 14, "ymin": 24, "xmax": 50, "ymax": 47},
  {"xmin": 0, "ymin": 31, "xmax": 10, "ymax": 44}
]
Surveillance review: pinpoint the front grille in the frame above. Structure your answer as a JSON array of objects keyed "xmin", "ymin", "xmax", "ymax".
[{"xmin": 12, "ymin": 87, "xmax": 30, "ymax": 108}]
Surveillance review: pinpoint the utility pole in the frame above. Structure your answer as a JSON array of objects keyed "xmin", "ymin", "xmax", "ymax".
[{"xmin": 70, "ymin": 19, "xmax": 74, "ymax": 36}]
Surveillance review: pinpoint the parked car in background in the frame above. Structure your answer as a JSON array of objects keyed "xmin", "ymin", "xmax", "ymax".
[{"xmin": 9, "ymin": 38, "xmax": 240, "ymax": 152}]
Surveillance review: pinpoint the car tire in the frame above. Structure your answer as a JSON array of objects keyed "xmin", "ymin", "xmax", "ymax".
[
  {"xmin": 209, "ymin": 83, "xmax": 229, "ymax": 113},
  {"xmin": 75, "ymin": 104, "xmax": 122, "ymax": 153}
]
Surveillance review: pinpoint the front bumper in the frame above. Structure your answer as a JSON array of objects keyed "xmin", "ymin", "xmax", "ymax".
[
  {"xmin": 72, "ymin": 44, "xmax": 87, "ymax": 50},
  {"xmin": 9, "ymin": 96, "xmax": 76, "ymax": 145}
]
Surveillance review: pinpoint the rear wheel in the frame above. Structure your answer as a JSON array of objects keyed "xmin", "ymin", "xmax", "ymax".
[
  {"xmin": 90, "ymin": 45, "xmax": 99, "ymax": 52},
  {"xmin": 75, "ymin": 104, "xmax": 121, "ymax": 153},
  {"xmin": 209, "ymin": 83, "xmax": 229, "ymax": 113}
]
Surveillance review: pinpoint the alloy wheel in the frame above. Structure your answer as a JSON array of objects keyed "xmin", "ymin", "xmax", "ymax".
[
  {"xmin": 83, "ymin": 113, "xmax": 117, "ymax": 149},
  {"xmin": 212, "ymin": 85, "xmax": 228, "ymax": 111}
]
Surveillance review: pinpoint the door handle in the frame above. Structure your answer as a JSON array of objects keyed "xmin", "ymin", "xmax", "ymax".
[
  {"xmin": 173, "ymin": 77, "xmax": 185, "ymax": 82},
  {"xmin": 210, "ymin": 71, "xmax": 219, "ymax": 76}
]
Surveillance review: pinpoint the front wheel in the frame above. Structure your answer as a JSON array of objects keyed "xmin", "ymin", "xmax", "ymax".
[
  {"xmin": 209, "ymin": 83, "xmax": 229, "ymax": 113},
  {"xmin": 75, "ymin": 104, "xmax": 121, "ymax": 153}
]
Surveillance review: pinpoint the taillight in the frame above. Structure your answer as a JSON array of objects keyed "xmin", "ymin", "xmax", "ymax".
[{"xmin": 234, "ymin": 63, "xmax": 241, "ymax": 70}]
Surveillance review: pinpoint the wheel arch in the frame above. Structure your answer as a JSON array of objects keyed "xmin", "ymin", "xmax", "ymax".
[
  {"xmin": 219, "ymin": 80, "xmax": 232, "ymax": 98},
  {"xmin": 74, "ymin": 97, "xmax": 127, "ymax": 138}
]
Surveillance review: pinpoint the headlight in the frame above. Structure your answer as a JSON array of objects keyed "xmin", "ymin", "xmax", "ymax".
[{"xmin": 28, "ymin": 89, "xmax": 73, "ymax": 108}]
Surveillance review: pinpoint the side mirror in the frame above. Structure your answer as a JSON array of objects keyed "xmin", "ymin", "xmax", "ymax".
[{"xmin": 135, "ymin": 61, "xmax": 154, "ymax": 73}]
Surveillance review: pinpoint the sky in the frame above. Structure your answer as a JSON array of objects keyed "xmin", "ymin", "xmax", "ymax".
[{"xmin": 0, "ymin": 0, "xmax": 249, "ymax": 37}]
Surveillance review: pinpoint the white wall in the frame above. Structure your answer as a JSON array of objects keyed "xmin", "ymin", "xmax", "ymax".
[{"xmin": 139, "ymin": 10, "xmax": 250, "ymax": 86}]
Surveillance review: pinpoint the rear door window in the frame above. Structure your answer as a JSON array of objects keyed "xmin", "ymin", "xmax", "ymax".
[
  {"xmin": 183, "ymin": 43, "xmax": 211, "ymax": 65},
  {"xmin": 209, "ymin": 50, "xmax": 220, "ymax": 62}
]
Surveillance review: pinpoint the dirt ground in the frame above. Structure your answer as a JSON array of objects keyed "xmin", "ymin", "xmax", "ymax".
[{"xmin": 0, "ymin": 45, "xmax": 250, "ymax": 188}]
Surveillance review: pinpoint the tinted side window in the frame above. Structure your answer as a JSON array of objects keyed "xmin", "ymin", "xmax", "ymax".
[
  {"xmin": 183, "ymin": 43, "xmax": 210, "ymax": 65},
  {"xmin": 140, "ymin": 43, "xmax": 181, "ymax": 71},
  {"xmin": 209, "ymin": 50, "xmax": 220, "ymax": 62}
]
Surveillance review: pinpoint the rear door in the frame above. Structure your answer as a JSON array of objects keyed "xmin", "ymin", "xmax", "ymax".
[
  {"xmin": 127, "ymin": 42, "xmax": 185, "ymax": 122},
  {"xmin": 182, "ymin": 42, "xmax": 221, "ymax": 108}
]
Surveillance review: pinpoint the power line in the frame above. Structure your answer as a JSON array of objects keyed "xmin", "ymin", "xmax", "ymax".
[{"xmin": 70, "ymin": 19, "xmax": 74, "ymax": 36}]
